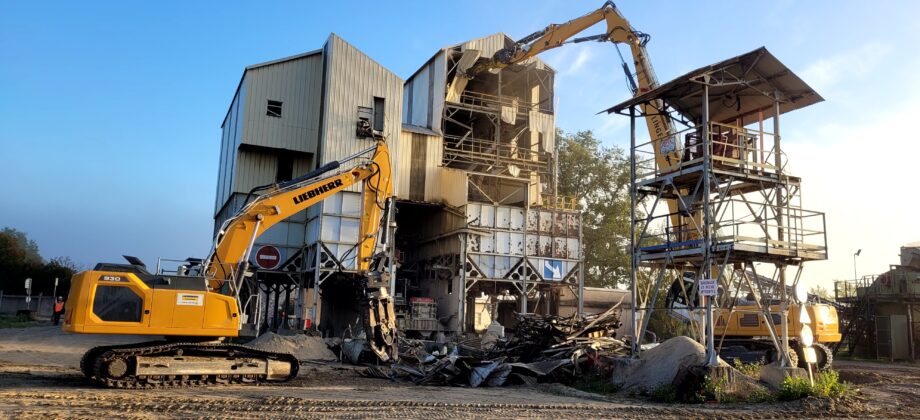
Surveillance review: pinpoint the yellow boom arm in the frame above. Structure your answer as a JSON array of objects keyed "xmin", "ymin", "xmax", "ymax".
[
  {"xmin": 469, "ymin": 1, "xmax": 686, "ymax": 236},
  {"xmin": 205, "ymin": 139, "xmax": 393, "ymax": 289}
]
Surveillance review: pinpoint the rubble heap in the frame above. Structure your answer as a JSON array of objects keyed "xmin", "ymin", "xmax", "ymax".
[{"xmin": 373, "ymin": 307, "xmax": 628, "ymax": 387}]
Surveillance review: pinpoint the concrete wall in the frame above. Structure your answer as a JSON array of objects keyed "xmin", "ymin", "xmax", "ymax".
[{"xmin": 0, "ymin": 294, "xmax": 55, "ymax": 318}]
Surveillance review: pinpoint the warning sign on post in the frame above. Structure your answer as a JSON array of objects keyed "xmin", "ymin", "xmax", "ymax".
[
  {"xmin": 255, "ymin": 246, "xmax": 281, "ymax": 269},
  {"xmin": 698, "ymin": 279, "xmax": 718, "ymax": 297}
]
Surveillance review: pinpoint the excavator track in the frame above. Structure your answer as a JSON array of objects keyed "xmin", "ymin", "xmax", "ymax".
[{"xmin": 82, "ymin": 341, "xmax": 299, "ymax": 389}]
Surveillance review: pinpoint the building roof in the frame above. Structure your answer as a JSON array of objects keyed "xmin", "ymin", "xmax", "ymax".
[
  {"xmin": 404, "ymin": 32, "xmax": 556, "ymax": 84},
  {"xmin": 244, "ymin": 48, "xmax": 322, "ymax": 71},
  {"xmin": 602, "ymin": 47, "xmax": 823, "ymax": 126}
]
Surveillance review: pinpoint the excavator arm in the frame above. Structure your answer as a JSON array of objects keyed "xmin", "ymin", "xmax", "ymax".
[
  {"xmin": 205, "ymin": 139, "xmax": 397, "ymax": 361},
  {"xmin": 205, "ymin": 139, "xmax": 392, "ymax": 288},
  {"xmin": 467, "ymin": 1, "xmax": 687, "ymax": 240}
]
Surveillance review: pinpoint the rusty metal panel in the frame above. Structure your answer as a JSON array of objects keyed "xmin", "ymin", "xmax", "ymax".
[
  {"xmin": 553, "ymin": 213, "xmax": 567, "ymax": 237},
  {"xmin": 526, "ymin": 235, "xmax": 538, "ymax": 256},
  {"xmin": 567, "ymin": 213, "xmax": 579, "ymax": 237},
  {"xmin": 539, "ymin": 235, "xmax": 552, "ymax": 258},
  {"xmin": 553, "ymin": 237, "xmax": 567, "ymax": 259},
  {"xmin": 539, "ymin": 211, "xmax": 553, "ymax": 234},
  {"xmin": 510, "ymin": 232, "xmax": 525, "ymax": 256},
  {"xmin": 496, "ymin": 207, "xmax": 511, "ymax": 229},
  {"xmin": 566, "ymin": 238, "xmax": 580, "ymax": 259},
  {"xmin": 510, "ymin": 208, "xmax": 525, "ymax": 231},
  {"xmin": 526, "ymin": 209, "xmax": 539, "ymax": 232}
]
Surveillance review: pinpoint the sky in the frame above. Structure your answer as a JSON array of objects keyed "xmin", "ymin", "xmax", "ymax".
[{"xmin": 1, "ymin": 0, "xmax": 918, "ymax": 291}]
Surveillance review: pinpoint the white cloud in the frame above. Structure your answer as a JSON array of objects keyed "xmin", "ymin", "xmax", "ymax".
[
  {"xmin": 801, "ymin": 43, "xmax": 891, "ymax": 93},
  {"xmin": 543, "ymin": 43, "xmax": 598, "ymax": 77}
]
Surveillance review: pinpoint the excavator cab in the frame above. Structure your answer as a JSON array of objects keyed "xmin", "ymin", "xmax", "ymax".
[{"xmin": 62, "ymin": 256, "xmax": 241, "ymax": 338}]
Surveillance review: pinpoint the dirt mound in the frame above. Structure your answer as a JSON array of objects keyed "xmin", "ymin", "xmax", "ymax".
[
  {"xmin": 616, "ymin": 336, "xmax": 726, "ymax": 391},
  {"xmin": 246, "ymin": 332, "xmax": 336, "ymax": 361}
]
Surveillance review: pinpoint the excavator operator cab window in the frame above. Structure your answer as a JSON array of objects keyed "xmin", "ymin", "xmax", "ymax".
[{"xmin": 93, "ymin": 285, "xmax": 143, "ymax": 322}]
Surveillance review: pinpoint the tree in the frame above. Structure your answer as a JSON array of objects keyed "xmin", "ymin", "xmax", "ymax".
[
  {"xmin": 809, "ymin": 285, "xmax": 833, "ymax": 301},
  {"xmin": 556, "ymin": 129, "xmax": 633, "ymax": 288},
  {"xmin": 0, "ymin": 227, "xmax": 79, "ymax": 295}
]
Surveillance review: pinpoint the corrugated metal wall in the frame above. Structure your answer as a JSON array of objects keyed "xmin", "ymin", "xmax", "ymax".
[
  {"xmin": 402, "ymin": 51, "xmax": 446, "ymax": 132},
  {"xmin": 396, "ymin": 129, "xmax": 444, "ymax": 202},
  {"xmin": 305, "ymin": 34, "xmax": 404, "ymax": 266},
  {"xmin": 215, "ymin": 80, "xmax": 245, "ymax": 215},
  {"xmin": 241, "ymin": 52, "xmax": 323, "ymax": 154}
]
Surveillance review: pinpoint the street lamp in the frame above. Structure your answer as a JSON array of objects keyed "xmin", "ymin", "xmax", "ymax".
[{"xmin": 853, "ymin": 249, "xmax": 862, "ymax": 281}]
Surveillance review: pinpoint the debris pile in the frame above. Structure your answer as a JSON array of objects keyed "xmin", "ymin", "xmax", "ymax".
[
  {"xmin": 246, "ymin": 332, "xmax": 337, "ymax": 362},
  {"xmin": 376, "ymin": 306, "xmax": 627, "ymax": 387}
]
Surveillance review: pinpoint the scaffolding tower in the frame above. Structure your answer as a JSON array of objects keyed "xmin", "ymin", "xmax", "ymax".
[{"xmin": 605, "ymin": 48, "xmax": 827, "ymax": 363}]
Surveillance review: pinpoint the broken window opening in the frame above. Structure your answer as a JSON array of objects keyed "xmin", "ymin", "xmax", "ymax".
[
  {"xmin": 266, "ymin": 100, "xmax": 283, "ymax": 118},
  {"xmin": 373, "ymin": 97, "xmax": 385, "ymax": 132},
  {"xmin": 276, "ymin": 154, "xmax": 293, "ymax": 182}
]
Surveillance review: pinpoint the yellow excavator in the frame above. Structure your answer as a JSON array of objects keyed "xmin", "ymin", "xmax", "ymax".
[
  {"xmin": 62, "ymin": 133, "xmax": 397, "ymax": 387},
  {"xmin": 465, "ymin": 1, "xmax": 840, "ymax": 369}
]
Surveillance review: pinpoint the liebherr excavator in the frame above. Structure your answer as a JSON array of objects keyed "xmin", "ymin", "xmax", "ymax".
[
  {"xmin": 62, "ymin": 135, "xmax": 397, "ymax": 388},
  {"xmin": 465, "ymin": 1, "xmax": 839, "ymax": 369}
]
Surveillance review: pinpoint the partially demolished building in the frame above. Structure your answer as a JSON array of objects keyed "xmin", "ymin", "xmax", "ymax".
[{"xmin": 213, "ymin": 33, "xmax": 583, "ymax": 336}]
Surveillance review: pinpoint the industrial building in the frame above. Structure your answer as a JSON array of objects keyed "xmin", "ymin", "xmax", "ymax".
[
  {"xmin": 835, "ymin": 243, "xmax": 920, "ymax": 361},
  {"xmin": 213, "ymin": 33, "xmax": 583, "ymax": 337}
]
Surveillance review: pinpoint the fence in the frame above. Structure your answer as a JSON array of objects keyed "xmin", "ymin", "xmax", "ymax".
[{"xmin": 0, "ymin": 292, "xmax": 56, "ymax": 318}]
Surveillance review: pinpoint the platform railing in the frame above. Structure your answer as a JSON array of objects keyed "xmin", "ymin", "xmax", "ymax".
[
  {"xmin": 632, "ymin": 122, "xmax": 788, "ymax": 182},
  {"xmin": 635, "ymin": 198, "xmax": 826, "ymax": 260}
]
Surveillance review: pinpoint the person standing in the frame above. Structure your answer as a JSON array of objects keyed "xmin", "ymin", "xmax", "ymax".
[{"xmin": 52, "ymin": 297, "xmax": 65, "ymax": 326}]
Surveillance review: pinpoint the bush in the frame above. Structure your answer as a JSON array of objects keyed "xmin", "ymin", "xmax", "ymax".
[
  {"xmin": 813, "ymin": 370, "xmax": 848, "ymax": 398},
  {"xmin": 778, "ymin": 370, "xmax": 850, "ymax": 400},
  {"xmin": 732, "ymin": 358, "xmax": 762, "ymax": 378},
  {"xmin": 778, "ymin": 376, "xmax": 812, "ymax": 400}
]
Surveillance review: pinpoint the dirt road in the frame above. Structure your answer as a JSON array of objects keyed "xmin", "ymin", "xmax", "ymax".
[{"xmin": 0, "ymin": 326, "xmax": 911, "ymax": 418}]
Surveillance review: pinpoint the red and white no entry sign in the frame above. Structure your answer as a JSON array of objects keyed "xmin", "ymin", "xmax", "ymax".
[{"xmin": 255, "ymin": 245, "xmax": 281, "ymax": 269}]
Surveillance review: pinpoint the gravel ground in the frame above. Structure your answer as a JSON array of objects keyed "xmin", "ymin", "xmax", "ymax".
[{"xmin": 0, "ymin": 326, "xmax": 912, "ymax": 418}]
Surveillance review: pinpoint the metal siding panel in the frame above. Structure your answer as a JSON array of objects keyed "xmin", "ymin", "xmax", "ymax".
[
  {"xmin": 234, "ymin": 149, "xmax": 276, "ymax": 193},
  {"xmin": 425, "ymin": 135, "xmax": 442, "ymax": 201},
  {"xmin": 431, "ymin": 52, "xmax": 446, "ymax": 133},
  {"xmin": 395, "ymin": 130, "xmax": 413, "ymax": 199},
  {"xmin": 309, "ymin": 34, "xmax": 402, "ymax": 253},
  {"xmin": 410, "ymin": 67, "xmax": 429, "ymax": 127},
  {"xmin": 242, "ymin": 54, "xmax": 322, "ymax": 154}
]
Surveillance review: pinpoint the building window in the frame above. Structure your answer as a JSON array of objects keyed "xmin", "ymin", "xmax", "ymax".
[
  {"xmin": 267, "ymin": 100, "xmax": 283, "ymax": 118},
  {"xmin": 373, "ymin": 97, "xmax": 385, "ymax": 131},
  {"xmin": 276, "ymin": 154, "xmax": 293, "ymax": 182}
]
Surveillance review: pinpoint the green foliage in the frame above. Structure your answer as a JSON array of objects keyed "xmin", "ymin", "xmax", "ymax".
[
  {"xmin": 699, "ymin": 374, "xmax": 729, "ymax": 403},
  {"xmin": 778, "ymin": 370, "xmax": 850, "ymax": 401},
  {"xmin": 0, "ymin": 227, "xmax": 80, "ymax": 295},
  {"xmin": 778, "ymin": 376, "xmax": 813, "ymax": 400},
  {"xmin": 556, "ymin": 129, "xmax": 633, "ymax": 288},
  {"xmin": 812, "ymin": 370, "xmax": 848, "ymax": 398},
  {"xmin": 744, "ymin": 387, "xmax": 777, "ymax": 403},
  {"xmin": 732, "ymin": 358, "xmax": 763, "ymax": 378}
]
